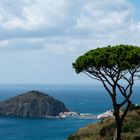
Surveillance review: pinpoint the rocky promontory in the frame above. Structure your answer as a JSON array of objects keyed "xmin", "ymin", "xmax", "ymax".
[{"xmin": 0, "ymin": 91, "xmax": 68, "ymax": 118}]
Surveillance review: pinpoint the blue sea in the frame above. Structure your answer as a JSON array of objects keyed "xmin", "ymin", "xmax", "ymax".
[{"xmin": 0, "ymin": 84, "xmax": 139, "ymax": 140}]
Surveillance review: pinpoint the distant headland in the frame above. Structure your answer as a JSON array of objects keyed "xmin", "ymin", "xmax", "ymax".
[{"xmin": 0, "ymin": 90, "xmax": 68, "ymax": 118}]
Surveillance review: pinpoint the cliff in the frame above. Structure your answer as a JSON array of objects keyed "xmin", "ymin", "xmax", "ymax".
[
  {"xmin": 0, "ymin": 90, "xmax": 68, "ymax": 118},
  {"xmin": 68, "ymin": 108, "xmax": 140, "ymax": 140}
]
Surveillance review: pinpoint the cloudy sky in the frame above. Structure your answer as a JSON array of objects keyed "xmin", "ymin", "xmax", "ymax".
[{"xmin": 0, "ymin": 0, "xmax": 140, "ymax": 84}]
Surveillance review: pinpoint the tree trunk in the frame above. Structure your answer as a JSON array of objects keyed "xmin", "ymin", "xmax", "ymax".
[
  {"xmin": 113, "ymin": 106, "xmax": 123, "ymax": 140},
  {"xmin": 113, "ymin": 118, "xmax": 123, "ymax": 140},
  {"xmin": 116, "ymin": 120, "xmax": 123, "ymax": 140}
]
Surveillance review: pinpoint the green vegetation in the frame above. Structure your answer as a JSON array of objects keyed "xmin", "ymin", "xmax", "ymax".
[
  {"xmin": 68, "ymin": 109, "xmax": 140, "ymax": 140},
  {"xmin": 73, "ymin": 45, "xmax": 140, "ymax": 140},
  {"xmin": 73, "ymin": 45, "xmax": 140, "ymax": 72}
]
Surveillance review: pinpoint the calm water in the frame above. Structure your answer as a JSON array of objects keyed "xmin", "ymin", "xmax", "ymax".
[{"xmin": 0, "ymin": 84, "xmax": 139, "ymax": 140}]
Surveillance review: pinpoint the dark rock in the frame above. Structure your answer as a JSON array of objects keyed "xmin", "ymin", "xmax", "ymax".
[{"xmin": 0, "ymin": 90, "xmax": 68, "ymax": 118}]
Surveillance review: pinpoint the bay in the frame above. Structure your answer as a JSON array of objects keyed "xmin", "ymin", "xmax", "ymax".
[{"xmin": 0, "ymin": 84, "xmax": 139, "ymax": 140}]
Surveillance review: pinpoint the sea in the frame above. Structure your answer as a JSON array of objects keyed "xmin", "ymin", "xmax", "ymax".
[{"xmin": 0, "ymin": 84, "xmax": 139, "ymax": 140}]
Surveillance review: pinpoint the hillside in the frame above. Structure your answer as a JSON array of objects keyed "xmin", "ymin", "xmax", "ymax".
[{"xmin": 68, "ymin": 108, "xmax": 140, "ymax": 140}]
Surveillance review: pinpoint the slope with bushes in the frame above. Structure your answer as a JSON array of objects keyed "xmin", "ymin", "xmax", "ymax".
[{"xmin": 68, "ymin": 108, "xmax": 140, "ymax": 140}]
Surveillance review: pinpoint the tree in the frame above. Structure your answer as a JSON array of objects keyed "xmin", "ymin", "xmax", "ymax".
[{"xmin": 73, "ymin": 45, "xmax": 140, "ymax": 140}]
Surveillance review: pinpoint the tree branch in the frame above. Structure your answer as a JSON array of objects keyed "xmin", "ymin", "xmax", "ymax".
[{"xmin": 82, "ymin": 71, "xmax": 101, "ymax": 81}]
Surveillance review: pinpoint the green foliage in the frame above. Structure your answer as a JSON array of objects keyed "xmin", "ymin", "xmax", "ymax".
[
  {"xmin": 129, "ymin": 104, "xmax": 140, "ymax": 111},
  {"xmin": 123, "ymin": 117, "xmax": 140, "ymax": 132},
  {"xmin": 73, "ymin": 45, "xmax": 140, "ymax": 73},
  {"xmin": 67, "ymin": 135, "xmax": 78, "ymax": 140}
]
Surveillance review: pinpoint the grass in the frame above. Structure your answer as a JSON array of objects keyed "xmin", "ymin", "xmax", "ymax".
[{"xmin": 67, "ymin": 109, "xmax": 140, "ymax": 140}]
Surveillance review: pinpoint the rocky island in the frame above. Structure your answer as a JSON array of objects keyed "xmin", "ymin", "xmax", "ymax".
[{"xmin": 0, "ymin": 90, "xmax": 68, "ymax": 118}]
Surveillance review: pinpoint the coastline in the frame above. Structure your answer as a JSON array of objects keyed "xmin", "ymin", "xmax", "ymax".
[{"xmin": 43, "ymin": 110, "xmax": 114, "ymax": 120}]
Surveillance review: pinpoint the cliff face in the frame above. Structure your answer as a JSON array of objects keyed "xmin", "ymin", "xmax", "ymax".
[{"xmin": 0, "ymin": 91, "xmax": 68, "ymax": 118}]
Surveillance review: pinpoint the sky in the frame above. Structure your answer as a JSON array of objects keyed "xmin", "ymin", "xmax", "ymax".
[{"xmin": 0, "ymin": 0, "xmax": 140, "ymax": 84}]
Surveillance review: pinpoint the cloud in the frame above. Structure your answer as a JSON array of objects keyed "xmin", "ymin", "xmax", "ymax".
[
  {"xmin": 0, "ymin": 0, "xmax": 140, "ymax": 54},
  {"xmin": 0, "ymin": 38, "xmax": 45, "ymax": 51},
  {"xmin": 77, "ymin": 1, "xmax": 131, "ymax": 29},
  {"xmin": 0, "ymin": 0, "xmax": 67, "ymax": 30}
]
